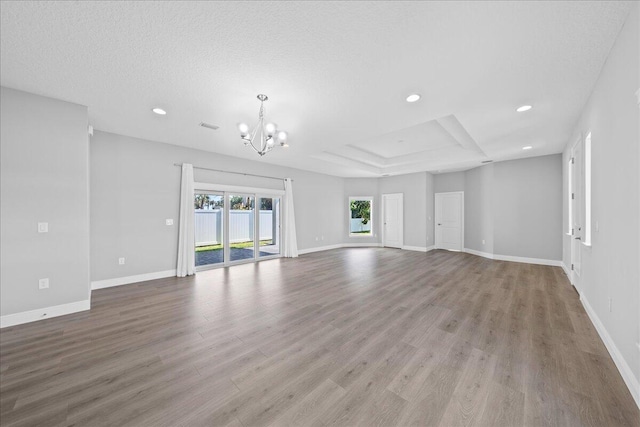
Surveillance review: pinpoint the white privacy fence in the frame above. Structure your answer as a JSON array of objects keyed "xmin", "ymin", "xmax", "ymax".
[
  {"xmin": 195, "ymin": 209, "xmax": 277, "ymax": 245},
  {"xmin": 350, "ymin": 218, "xmax": 371, "ymax": 233}
]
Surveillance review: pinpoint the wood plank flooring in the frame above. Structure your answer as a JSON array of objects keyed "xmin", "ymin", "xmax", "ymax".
[{"xmin": 1, "ymin": 248, "xmax": 638, "ymax": 426}]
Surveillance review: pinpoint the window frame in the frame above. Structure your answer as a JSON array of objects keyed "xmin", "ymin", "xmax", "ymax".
[{"xmin": 348, "ymin": 196, "xmax": 374, "ymax": 237}]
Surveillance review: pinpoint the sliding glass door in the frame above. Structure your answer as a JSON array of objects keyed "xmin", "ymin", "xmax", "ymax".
[
  {"xmin": 229, "ymin": 194, "xmax": 256, "ymax": 262},
  {"xmin": 194, "ymin": 190, "xmax": 281, "ymax": 269},
  {"xmin": 194, "ymin": 193, "xmax": 224, "ymax": 268},
  {"xmin": 258, "ymin": 197, "xmax": 280, "ymax": 258}
]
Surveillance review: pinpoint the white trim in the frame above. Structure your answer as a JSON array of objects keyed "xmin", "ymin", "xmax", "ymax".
[
  {"xmin": 463, "ymin": 248, "xmax": 562, "ymax": 266},
  {"xmin": 464, "ymin": 248, "xmax": 494, "ymax": 259},
  {"xmin": 1, "ymin": 300, "xmax": 90, "ymax": 329},
  {"xmin": 194, "ymin": 182, "xmax": 285, "ymax": 196},
  {"xmin": 581, "ymin": 294, "xmax": 640, "ymax": 409},
  {"xmin": 91, "ymin": 269, "xmax": 176, "ymax": 290},
  {"xmin": 562, "ymin": 263, "xmax": 572, "ymax": 279},
  {"xmin": 403, "ymin": 245, "xmax": 434, "ymax": 253},
  {"xmin": 299, "ymin": 243, "xmax": 383, "ymax": 255},
  {"xmin": 493, "ymin": 254, "xmax": 563, "ymax": 267},
  {"xmin": 298, "ymin": 244, "xmax": 343, "ymax": 255},
  {"xmin": 344, "ymin": 242, "xmax": 382, "ymax": 248}
]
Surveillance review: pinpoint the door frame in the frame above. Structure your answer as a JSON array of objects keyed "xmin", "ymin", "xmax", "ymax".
[
  {"xmin": 381, "ymin": 193, "xmax": 404, "ymax": 249},
  {"xmin": 569, "ymin": 135, "xmax": 583, "ymax": 292},
  {"xmin": 194, "ymin": 182, "xmax": 284, "ymax": 271},
  {"xmin": 434, "ymin": 191, "xmax": 464, "ymax": 251}
]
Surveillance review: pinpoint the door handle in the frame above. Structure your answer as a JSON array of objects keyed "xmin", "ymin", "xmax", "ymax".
[
  {"xmin": 438, "ymin": 223, "xmax": 442, "ymax": 226},
  {"xmin": 575, "ymin": 237, "xmax": 582, "ymax": 240}
]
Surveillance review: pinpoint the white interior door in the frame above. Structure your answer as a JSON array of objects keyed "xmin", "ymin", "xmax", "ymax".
[
  {"xmin": 571, "ymin": 138, "xmax": 583, "ymax": 292},
  {"xmin": 382, "ymin": 193, "xmax": 403, "ymax": 248},
  {"xmin": 435, "ymin": 192, "xmax": 463, "ymax": 251}
]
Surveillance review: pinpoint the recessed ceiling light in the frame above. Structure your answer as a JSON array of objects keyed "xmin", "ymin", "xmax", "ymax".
[
  {"xmin": 516, "ymin": 105, "xmax": 532, "ymax": 112},
  {"xmin": 522, "ymin": 146, "xmax": 533, "ymax": 150},
  {"xmin": 152, "ymin": 108, "xmax": 167, "ymax": 115},
  {"xmin": 406, "ymin": 94, "xmax": 421, "ymax": 103}
]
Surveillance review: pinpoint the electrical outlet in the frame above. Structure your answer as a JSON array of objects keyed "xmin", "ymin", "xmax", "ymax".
[
  {"xmin": 482, "ymin": 239, "xmax": 485, "ymax": 245},
  {"xmin": 166, "ymin": 219, "xmax": 173, "ymax": 226},
  {"xmin": 39, "ymin": 278, "xmax": 49, "ymax": 289},
  {"xmin": 608, "ymin": 297, "xmax": 612, "ymax": 312},
  {"xmin": 119, "ymin": 257, "xmax": 125, "ymax": 265},
  {"xmin": 38, "ymin": 222, "xmax": 48, "ymax": 233}
]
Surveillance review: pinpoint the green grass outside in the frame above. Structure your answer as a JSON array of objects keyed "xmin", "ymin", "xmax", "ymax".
[{"xmin": 196, "ymin": 240, "xmax": 273, "ymax": 252}]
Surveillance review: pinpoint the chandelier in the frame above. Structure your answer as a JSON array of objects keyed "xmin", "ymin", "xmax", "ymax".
[{"xmin": 238, "ymin": 94, "xmax": 289, "ymax": 156}]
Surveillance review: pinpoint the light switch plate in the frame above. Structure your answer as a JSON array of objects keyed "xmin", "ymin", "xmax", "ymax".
[
  {"xmin": 39, "ymin": 278, "xmax": 49, "ymax": 289},
  {"xmin": 166, "ymin": 219, "xmax": 174, "ymax": 226},
  {"xmin": 38, "ymin": 222, "xmax": 48, "ymax": 233}
]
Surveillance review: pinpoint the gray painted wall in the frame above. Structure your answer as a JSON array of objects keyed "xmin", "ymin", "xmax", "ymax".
[
  {"xmin": 493, "ymin": 155, "xmax": 562, "ymax": 260},
  {"xmin": 465, "ymin": 164, "xmax": 494, "ymax": 253},
  {"xmin": 1, "ymin": 87, "xmax": 90, "ymax": 316},
  {"xmin": 435, "ymin": 155, "xmax": 562, "ymax": 261},
  {"xmin": 562, "ymin": 4, "xmax": 639, "ymax": 386},
  {"xmin": 90, "ymin": 131, "xmax": 345, "ymax": 281},
  {"xmin": 434, "ymin": 171, "xmax": 465, "ymax": 193},
  {"xmin": 380, "ymin": 172, "xmax": 430, "ymax": 248}
]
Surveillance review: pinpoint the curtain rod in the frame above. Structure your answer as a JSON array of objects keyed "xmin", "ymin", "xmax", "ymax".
[{"xmin": 173, "ymin": 163, "xmax": 292, "ymax": 182}]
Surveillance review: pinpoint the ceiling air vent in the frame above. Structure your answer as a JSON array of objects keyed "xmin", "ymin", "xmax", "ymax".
[{"xmin": 199, "ymin": 122, "xmax": 220, "ymax": 130}]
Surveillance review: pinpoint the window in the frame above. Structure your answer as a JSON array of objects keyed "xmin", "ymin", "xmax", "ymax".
[
  {"xmin": 584, "ymin": 132, "xmax": 592, "ymax": 245},
  {"xmin": 349, "ymin": 197, "xmax": 373, "ymax": 236}
]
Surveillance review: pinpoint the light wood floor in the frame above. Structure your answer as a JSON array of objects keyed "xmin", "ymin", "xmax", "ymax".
[{"xmin": 1, "ymin": 249, "xmax": 638, "ymax": 426}]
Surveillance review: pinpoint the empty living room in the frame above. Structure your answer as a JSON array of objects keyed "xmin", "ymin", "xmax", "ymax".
[{"xmin": 1, "ymin": 1, "xmax": 639, "ymax": 426}]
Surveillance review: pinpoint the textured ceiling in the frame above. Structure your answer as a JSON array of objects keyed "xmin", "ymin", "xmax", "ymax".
[{"xmin": 0, "ymin": 1, "xmax": 633, "ymax": 177}]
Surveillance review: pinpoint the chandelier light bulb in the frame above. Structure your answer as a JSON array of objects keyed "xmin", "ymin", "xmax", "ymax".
[
  {"xmin": 238, "ymin": 122, "xmax": 249, "ymax": 136},
  {"xmin": 264, "ymin": 122, "xmax": 276, "ymax": 137},
  {"xmin": 267, "ymin": 138, "xmax": 275, "ymax": 147},
  {"xmin": 277, "ymin": 131, "xmax": 288, "ymax": 142}
]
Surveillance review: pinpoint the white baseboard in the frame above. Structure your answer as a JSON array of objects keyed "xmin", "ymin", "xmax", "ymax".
[
  {"xmin": 91, "ymin": 269, "xmax": 176, "ymax": 290},
  {"xmin": 298, "ymin": 244, "xmax": 343, "ymax": 255},
  {"xmin": 344, "ymin": 242, "xmax": 383, "ymax": 248},
  {"xmin": 463, "ymin": 248, "xmax": 562, "ymax": 267},
  {"xmin": 562, "ymin": 263, "xmax": 571, "ymax": 279},
  {"xmin": 1, "ymin": 299, "xmax": 90, "ymax": 329},
  {"xmin": 493, "ymin": 254, "xmax": 563, "ymax": 267},
  {"xmin": 403, "ymin": 245, "xmax": 435, "ymax": 252},
  {"xmin": 299, "ymin": 243, "xmax": 384, "ymax": 255},
  {"xmin": 580, "ymin": 294, "xmax": 640, "ymax": 409},
  {"xmin": 464, "ymin": 248, "xmax": 494, "ymax": 259}
]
